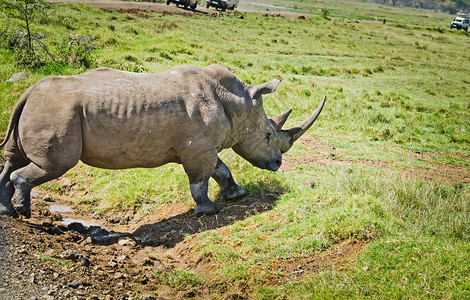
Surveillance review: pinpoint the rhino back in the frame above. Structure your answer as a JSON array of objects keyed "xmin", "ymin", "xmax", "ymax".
[{"xmin": 19, "ymin": 67, "xmax": 232, "ymax": 169}]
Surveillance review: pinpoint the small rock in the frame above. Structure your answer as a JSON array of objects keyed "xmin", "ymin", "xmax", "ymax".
[
  {"xmin": 116, "ymin": 255, "xmax": 126, "ymax": 262},
  {"xmin": 6, "ymin": 72, "xmax": 28, "ymax": 82},
  {"xmin": 39, "ymin": 209, "xmax": 51, "ymax": 217},
  {"xmin": 67, "ymin": 282, "xmax": 78, "ymax": 288},
  {"xmin": 114, "ymin": 272, "xmax": 126, "ymax": 279},
  {"xmin": 50, "ymin": 212, "xmax": 62, "ymax": 221},
  {"xmin": 67, "ymin": 222, "xmax": 87, "ymax": 234},
  {"xmin": 140, "ymin": 295, "xmax": 157, "ymax": 300},
  {"xmin": 29, "ymin": 273, "xmax": 36, "ymax": 284},
  {"xmin": 61, "ymin": 249, "xmax": 90, "ymax": 266},
  {"xmin": 43, "ymin": 194, "xmax": 53, "ymax": 201},
  {"xmin": 118, "ymin": 237, "xmax": 136, "ymax": 247},
  {"xmin": 108, "ymin": 260, "xmax": 117, "ymax": 267}
]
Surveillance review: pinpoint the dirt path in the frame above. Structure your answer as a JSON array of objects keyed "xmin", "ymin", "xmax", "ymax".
[{"xmin": 46, "ymin": 0, "xmax": 314, "ymax": 18}]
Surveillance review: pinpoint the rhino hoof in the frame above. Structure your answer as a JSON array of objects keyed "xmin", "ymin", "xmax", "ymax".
[
  {"xmin": 194, "ymin": 202, "xmax": 222, "ymax": 216},
  {"xmin": 220, "ymin": 185, "xmax": 246, "ymax": 200},
  {"xmin": 13, "ymin": 202, "xmax": 31, "ymax": 218}
]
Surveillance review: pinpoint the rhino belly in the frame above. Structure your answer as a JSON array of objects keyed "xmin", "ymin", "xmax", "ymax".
[{"xmin": 79, "ymin": 120, "xmax": 178, "ymax": 169}]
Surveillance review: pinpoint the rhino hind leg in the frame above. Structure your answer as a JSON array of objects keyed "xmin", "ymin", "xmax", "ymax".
[
  {"xmin": 10, "ymin": 161, "xmax": 75, "ymax": 218},
  {"xmin": 212, "ymin": 158, "xmax": 245, "ymax": 200},
  {"xmin": 0, "ymin": 161, "xmax": 19, "ymax": 218}
]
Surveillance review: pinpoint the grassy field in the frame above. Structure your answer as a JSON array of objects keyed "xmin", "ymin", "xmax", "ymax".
[{"xmin": 0, "ymin": 0, "xmax": 469, "ymax": 298}]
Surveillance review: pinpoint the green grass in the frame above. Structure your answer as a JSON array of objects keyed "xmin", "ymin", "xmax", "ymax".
[
  {"xmin": 1, "ymin": 1, "xmax": 469, "ymax": 298},
  {"xmin": 256, "ymin": 236, "xmax": 470, "ymax": 299},
  {"xmin": 239, "ymin": 0, "xmax": 455, "ymax": 27},
  {"xmin": 36, "ymin": 251, "xmax": 75, "ymax": 268},
  {"xmin": 194, "ymin": 167, "xmax": 468, "ymax": 297}
]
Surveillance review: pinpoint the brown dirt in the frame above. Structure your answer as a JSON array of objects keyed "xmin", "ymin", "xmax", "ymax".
[{"xmin": 0, "ymin": 190, "xmax": 279, "ymax": 299}]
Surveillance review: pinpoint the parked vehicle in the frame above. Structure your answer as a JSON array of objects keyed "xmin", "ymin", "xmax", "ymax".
[
  {"xmin": 166, "ymin": 0, "xmax": 200, "ymax": 10},
  {"xmin": 450, "ymin": 14, "xmax": 469, "ymax": 31},
  {"xmin": 205, "ymin": 0, "xmax": 238, "ymax": 11}
]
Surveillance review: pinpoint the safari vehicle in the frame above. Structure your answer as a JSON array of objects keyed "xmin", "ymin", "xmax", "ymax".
[
  {"xmin": 205, "ymin": 0, "xmax": 238, "ymax": 11},
  {"xmin": 451, "ymin": 13, "xmax": 469, "ymax": 31},
  {"xmin": 166, "ymin": 0, "xmax": 200, "ymax": 10}
]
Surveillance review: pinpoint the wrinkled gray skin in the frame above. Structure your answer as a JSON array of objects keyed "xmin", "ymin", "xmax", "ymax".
[{"xmin": 0, "ymin": 64, "xmax": 325, "ymax": 218}]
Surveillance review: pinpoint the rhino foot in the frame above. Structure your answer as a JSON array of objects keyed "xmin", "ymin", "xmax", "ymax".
[
  {"xmin": 12, "ymin": 196, "xmax": 31, "ymax": 218},
  {"xmin": 194, "ymin": 202, "xmax": 222, "ymax": 217},
  {"xmin": 0, "ymin": 201, "xmax": 19, "ymax": 218},
  {"xmin": 220, "ymin": 185, "xmax": 245, "ymax": 200}
]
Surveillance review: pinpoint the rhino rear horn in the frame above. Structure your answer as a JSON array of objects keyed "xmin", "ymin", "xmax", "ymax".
[
  {"xmin": 249, "ymin": 78, "xmax": 280, "ymax": 104},
  {"xmin": 285, "ymin": 96, "xmax": 326, "ymax": 142},
  {"xmin": 271, "ymin": 109, "xmax": 292, "ymax": 130}
]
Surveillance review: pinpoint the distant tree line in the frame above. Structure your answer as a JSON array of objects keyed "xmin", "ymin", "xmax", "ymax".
[{"xmin": 368, "ymin": 0, "xmax": 470, "ymax": 14}]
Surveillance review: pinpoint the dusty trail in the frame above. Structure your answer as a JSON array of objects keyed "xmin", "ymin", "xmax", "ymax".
[{"xmin": 46, "ymin": 0, "xmax": 315, "ymax": 18}]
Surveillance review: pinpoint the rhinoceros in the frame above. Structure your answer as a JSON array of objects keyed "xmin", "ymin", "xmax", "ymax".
[{"xmin": 0, "ymin": 64, "xmax": 325, "ymax": 218}]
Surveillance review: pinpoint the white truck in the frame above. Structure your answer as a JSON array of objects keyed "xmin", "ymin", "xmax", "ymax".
[{"xmin": 451, "ymin": 13, "xmax": 470, "ymax": 31}]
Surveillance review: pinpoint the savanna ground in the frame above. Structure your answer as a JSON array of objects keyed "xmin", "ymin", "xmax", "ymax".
[{"xmin": 0, "ymin": 0, "xmax": 469, "ymax": 299}]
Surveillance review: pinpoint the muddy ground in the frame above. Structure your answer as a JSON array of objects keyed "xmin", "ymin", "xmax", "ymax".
[
  {"xmin": 1, "ymin": 1, "xmax": 468, "ymax": 299},
  {"xmin": 1, "ymin": 135, "xmax": 467, "ymax": 299}
]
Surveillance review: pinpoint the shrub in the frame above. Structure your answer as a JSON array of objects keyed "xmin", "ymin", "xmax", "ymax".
[{"xmin": 57, "ymin": 34, "xmax": 99, "ymax": 68}]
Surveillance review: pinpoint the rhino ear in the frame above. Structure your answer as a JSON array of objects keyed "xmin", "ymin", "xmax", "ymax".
[{"xmin": 249, "ymin": 78, "xmax": 281, "ymax": 105}]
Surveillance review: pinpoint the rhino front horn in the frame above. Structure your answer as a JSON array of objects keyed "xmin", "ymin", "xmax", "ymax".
[{"xmin": 286, "ymin": 96, "xmax": 326, "ymax": 142}]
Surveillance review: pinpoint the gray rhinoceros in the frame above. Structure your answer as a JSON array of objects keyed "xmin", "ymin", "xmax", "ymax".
[{"xmin": 0, "ymin": 64, "xmax": 325, "ymax": 218}]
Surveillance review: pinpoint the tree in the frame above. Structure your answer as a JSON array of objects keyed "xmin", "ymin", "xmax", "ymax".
[{"xmin": 0, "ymin": 0, "xmax": 53, "ymax": 67}]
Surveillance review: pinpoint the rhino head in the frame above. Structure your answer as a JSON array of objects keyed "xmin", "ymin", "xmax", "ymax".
[{"xmin": 232, "ymin": 79, "xmax": 326, "ymax": 171}]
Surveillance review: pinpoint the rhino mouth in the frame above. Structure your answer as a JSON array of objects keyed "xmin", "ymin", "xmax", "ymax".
[{"xmin": 266, "ymin": 157, "xmax": 282, "ymax": 171}]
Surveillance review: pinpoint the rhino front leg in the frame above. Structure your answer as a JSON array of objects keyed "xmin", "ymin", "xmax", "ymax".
[
  {"xmin": 190, "ymin": 180, "xmax": 222, "ymax": 216},
  {"xmin": 183, "ymin": 152, "xmax": 222, "ymax": 216},
  {"xmin": 212, "ymin": 158, "xmax": 245, "ymax": 200}
]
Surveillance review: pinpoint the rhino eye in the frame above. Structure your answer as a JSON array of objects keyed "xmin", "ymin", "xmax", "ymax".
[{"xmin": 265, "ymin": 132, "xmax": 272, "ymax": 142}]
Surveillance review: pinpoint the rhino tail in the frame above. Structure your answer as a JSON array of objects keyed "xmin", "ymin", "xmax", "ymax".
[{"xmin": 0, "ymin": 95, "xmax": 27, "ymax": 148}]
